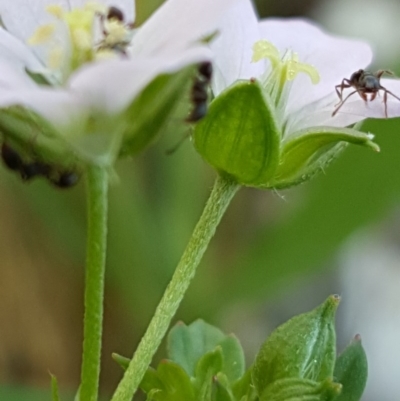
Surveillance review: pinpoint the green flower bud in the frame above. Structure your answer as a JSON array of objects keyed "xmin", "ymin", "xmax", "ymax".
[
  {"xmin": 252, "ymin": 295, "xmax": 340, "ymax": 395},
  {"xmin": 193, "ymin": 81, "xmax": 379, "ymax": 189}
]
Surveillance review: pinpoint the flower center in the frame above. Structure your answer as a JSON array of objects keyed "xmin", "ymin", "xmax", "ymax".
[
  {"xmin": 252, "ymin": 40, "xmax": 319, "ymax": 107},
  {"xmin": 27, "ymin": 3, "xmax": 134, "ymax": 83}
]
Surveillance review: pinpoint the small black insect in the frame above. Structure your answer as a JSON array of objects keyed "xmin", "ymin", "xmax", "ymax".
[
  {"xmin": 332, "ymin": 69, "xmax": 400, "ymax": 118},
  {"xmin": 186, "ymin": 61, "xmax": 213, "ymax": 123},
  {"xmin": 1, "ymin": 142, "xmax": 80, "ymax": 188},
  {"xmin": 50, "ymin": 171, "xmax": 80, "ymax": 188}
]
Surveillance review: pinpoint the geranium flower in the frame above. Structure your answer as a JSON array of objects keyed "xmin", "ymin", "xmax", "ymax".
[
  {"xmin": 0, "ymin": 0, "xmax": 238, "ymax": 167},
  {"xmin": 194, "ymin": 0, "xmax": 400, "ymax": 188}
]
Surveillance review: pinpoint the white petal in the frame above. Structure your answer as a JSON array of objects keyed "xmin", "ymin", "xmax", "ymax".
[
  {"xmin": 0, "ymin": 86, "xmax": 87, "ymax": 130},
  {"xmin": 0, "ymin": 27, "xmax": 43, "ymax": 71},
  {"xmin": 68, "ymin": 46, "xmax": 211, "ymax": 114},
  {"xmin": 258, "ymin": 18, "xmax": 373, "ymax": 115},
  {"xmin": 210, "ymin": 0, "xmax": 264, "ymax": 96},
  {"xmin": 290, "ymin": 78, "xmax": 400, "ymax": 132},
  {"xmin": 130, "ymin": 0, "xmax": 240, "ymax": 57},
  {"xmin": 0, "ymin": 61, "xmax": 38, "ymax": 90}
]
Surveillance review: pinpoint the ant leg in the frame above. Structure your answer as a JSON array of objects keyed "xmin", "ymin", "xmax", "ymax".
[
  {"xmin": 376, "ymin": 70, "xmax": 394, "ymax": 79},
  {"xmin": 383, "ymin": 90, "xmax": 388, "ymax": 118},
  {"xmin": 332, "ymin": 90, "xmax": 357, "ymax": 116},
  {"xmin": 334, "ymin": 79, "xmax": 352, "ymax": 104}
]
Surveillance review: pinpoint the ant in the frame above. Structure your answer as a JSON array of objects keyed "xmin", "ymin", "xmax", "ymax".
[
  {"xmin": 332, "ymin": 69, "xmax": 400, "ymax": 118},
  {"xmin": 1, "ymin": 143, "xmax": 80, "ymax": 188},
  {"xmin": 166, "ymin": 62, "xmax": 213, "ymax": 154},
  {"xmin": 186, "ymin": 61, "xmax": 213, "ymax": 122}
]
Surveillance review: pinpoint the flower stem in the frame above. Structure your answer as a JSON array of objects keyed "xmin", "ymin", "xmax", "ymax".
[
  {"xmin": 80, "ymin": 165, "xmax": 109, "ymax": 401},
  {"xmin": 111, "ymin": 174, "xmax": 240, "ymax": 401}
]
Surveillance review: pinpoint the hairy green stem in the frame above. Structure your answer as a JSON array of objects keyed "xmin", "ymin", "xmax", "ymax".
[
  {"xmin": 111, "ymin": 174, "xmax": 240, "ymax": 401},
  {"xmin": 80, "ymin": 165, "xmax": 109, "ymax": 401}
]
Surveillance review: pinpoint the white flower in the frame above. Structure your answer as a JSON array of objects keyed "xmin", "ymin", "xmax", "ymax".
[
  {"xmin": 0, "ymin": 0, "xmax": 238, "ymax": 162},
  {"xmin": 210, "ymin": 0, "xmax": 400, "ymax": 137}
]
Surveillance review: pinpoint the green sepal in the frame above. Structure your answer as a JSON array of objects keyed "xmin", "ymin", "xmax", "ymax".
[
  {"xmin": 50, "ymin": 373, "xmax": 61, "ymax": 401},
  {"xmin": 260, "ymin": 377, "xmax": 342, "ymax": 401},
  {"xmin": 119, "ymin": 67, "xmax": 194, "ymax": 157},
  {"xmin": 333, "ymin": 335, "xmax": 368, "ymax": 401},
  {"xmin": 252, "ymin": 295, "xmax": 340, "ymax": 395},
  {"xmin": 193, "ymin": 80, "xmax": 281, "ymax": 187},
  {"xmin": 0, "ymin": 106, "xmax": 80, "ymax": 170},
  {"xmin": 269, "ymin": 127, "xmax": 379, "ymax": 188},
  {"xmin": 167, "ymin": 320, "xmax": 245, "ymax": 381}
]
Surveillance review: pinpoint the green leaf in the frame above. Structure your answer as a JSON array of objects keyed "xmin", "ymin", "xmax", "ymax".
[
  {"xmin": 218, "ymin": 335, "xmax": 246, "ymax": 382},
  {"xmin": 139, "ymin": 360, "xmax": 194, "ymax": 401},
  {"xmin": 119, "ymin": 67, "xmax": 194, "ymax": 157},
  {"xmin": 194, "ymin": 347, "xmax": 224, "ymax": 401},
  {"xmin": 168, "ymin": 320, "xmax": 245, "ymax": 382},
  {"xmin": 270, "ymin": 126, "xmax": 379, "ymax": 188},
  {"xmin": 260, "ymin": 378, "xmax": 342, "ymax": 401},
  {"xmin": 212, "ymin": 374, "xmax": 234, "ymax": 401},
  {"xmin": 232, "ymin": 369, "xmax": 257, "ymax": 401},
  {"xmin": 167, "ymin": 320, "xmax": 225, "ymax": 377},
  {"xmin": 50, "ymin": 374, "xmax": 61, "ymax": 401},
  {"xmin": 252, "ymin": 295, "xmax": 339, "ymax": 395},
  {"xmin": 333, "ymin": 335, "xmax": 368, "ymax": 401},
  {"xmin": 194, "ymin": 80, "xmax": 281, "ymax": 187}
]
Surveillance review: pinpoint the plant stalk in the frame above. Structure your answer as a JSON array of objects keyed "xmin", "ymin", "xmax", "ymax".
[{"xmin": 111, "ymin": 174, "xmax": 240, "ymax": 401}]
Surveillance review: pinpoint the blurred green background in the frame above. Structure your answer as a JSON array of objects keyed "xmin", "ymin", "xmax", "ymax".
[{"xmin": 1, "ymin": 0, "xmax": 400, "ymax": 400}]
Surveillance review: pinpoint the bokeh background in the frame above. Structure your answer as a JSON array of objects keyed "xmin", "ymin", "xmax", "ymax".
[{"xmin": 1, "ymin": 0, "xmax": 400, "ymax": 400}]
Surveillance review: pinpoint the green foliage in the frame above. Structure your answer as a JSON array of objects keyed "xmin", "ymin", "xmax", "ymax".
[
  {"xmin": 119, "ymin": 68, "xmax": 194, "ymax": 157},
  {"xmin": 113, "ymin": 298, "xmax": 367, "ymax": 401},
  {"xmin": 50, "ymin": 374, "xmax": 61, "ymax": 401},
  {"xmin": 333, "ymin": 335, "xmax": 368, "ymax": 401},
  {"xmin": 167, "ymin": 320, "xmax": 245, "ymax": 381},
  {"xmin": 271, "ymin": 127, "xmax": 379, "ymax": 188}
]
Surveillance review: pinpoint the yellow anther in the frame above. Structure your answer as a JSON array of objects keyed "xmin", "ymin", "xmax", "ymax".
[
  {"xmin": 28, "ymin": 24, "xmax": 55, "ymax": 45},
  {"xmin": 84, "ymin": 1, "xmax": 107, "ymax": 14},
  {"xmin": 103, "ymin": 20, "xmax": 129, "ymax": 45},
  {"xmin": 286, "ymin": 53, "xmax": 319, "ymax": 84},
  {"xmin": 46, "ymin": 4, "xmax": 64, "ymax": 19},
  {"xmin": 252, "ymin": 40, "xmax": 280, "ymax": 67}
]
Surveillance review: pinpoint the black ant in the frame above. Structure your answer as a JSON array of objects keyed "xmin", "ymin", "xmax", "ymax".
[
  {"xmin": 332, "ymin": 69, "xmax": 400, "ymax": 118},
  {"xmin": 1, "ymin": 143, "xmax": 80, "ymax": 188},
  {"xmin": 166, "ymin": 62, "xmax": 213, "ymax": 154},
  {"xmin": 186, "ymin": 61, "xmax": 213, "ymax": 122}
]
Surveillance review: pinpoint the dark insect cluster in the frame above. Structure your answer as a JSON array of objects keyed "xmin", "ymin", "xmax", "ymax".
[
  {"xmin": 1, "ymin": 143, "xmax": 80, "ymax": 188},
  {"xmin": 186, "ymin": 61, "xmax": 213, "ymax": 123},
  {"xmin": 97, "ymin": 6, "xmax": 134, "ymax": 56},
  {"xmin": 332, "ymin": 69, "xmax": 400, "ymax": 118}
]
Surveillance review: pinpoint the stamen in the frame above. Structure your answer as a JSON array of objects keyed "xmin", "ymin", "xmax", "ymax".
[
  {"xmin": 46, "ymin": 5, "xmax": 64, "ymax": 19},
  {"xmin": 28, "ymin": 24, "xmax": 55, "ymax": 45},
  {"xmin": 286, "ymin": 53, "xmax": 319, "ymax": 84},
  {"xmin": 252, "ymin": 40, "xmax": 280, "ymax": 68}
]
